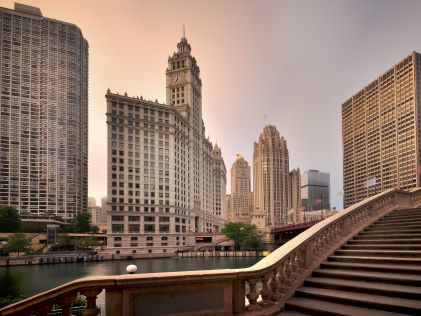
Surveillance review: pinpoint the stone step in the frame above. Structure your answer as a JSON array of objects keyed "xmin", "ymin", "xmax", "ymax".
[
  {"xmin": 335, "ymin": 249, "xmax": 421, "ymax": 258},
  {"xmin": 320, "ymin": 261, "xmax": 421, "ymax": 275},
  {"xmin": 284, "ymin": 297, "xmax": 408, "ymax": 316},
  {"xmin": 278, "ymin": 311, "xmax": 309, "ymax": 316},
  {"xmin": 364, "ymin": 223, "xmax": 421, "ymax": 231},
  {"xmin": 348, "ymin": 238, "xmax": 421, "ymax": 245},
  {"xmin": 358, "ymin": 230, "xmax": 421, "ymax": 236},
  {"xmin": 295, "ymin": 286, "xmax": 421, "ymax": 314},
  {"xmin": 368, "ymin": 222, "xmax": 421, "ymax": 229},
  {"xmin": 342, "ymin": 244, "xmax": 421, "ymax": 250},
  {"xmin": 353, "ymin": 233, "xmax": 421, "ymax": 240},
  {"xmin": 304, "ymin": 276, "xmax": 421, "ymax": 299},
  {"xmin": 374, "ymin": 217, "xmax": 421, "ymax": 224},
  {"xmin": 381, "ymin": 214, "xmax": 421, "ymax": 221},
  {"xmin": 313, "ymin": 268, "xmax": 421, "ymax": 286},
  {"xmin": 328, "ymin": 255, "xmax": 421, "ymax": 266}
]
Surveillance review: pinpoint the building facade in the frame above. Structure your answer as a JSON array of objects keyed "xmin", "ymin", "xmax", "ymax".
[
  {"xmin": 226, "ymin": 154, "xmax": 253, "ymax": 224},
  {"xmin": 342, "ymin": 52, "xmax": 421, "ymax": 208},
  {"xmin": 288, "ymin": 168, "xmax": 301, "ymax": 211},
  {"xmin": 0, "ymin": 4, "xmax": 88, "ymax": 218},
  {"xmin": 300, "ymin": 169, "xmax": 330, "ymax": 211},
  {"xmin": 106, "ymin": 36, "xmax": 226, "ymax": 255},
  {"xmin": 252, "ymin": 125, "xmax": 289, "ymax": 229}
]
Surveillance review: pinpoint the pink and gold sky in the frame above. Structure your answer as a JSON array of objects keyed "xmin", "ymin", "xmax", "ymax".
[{"xmin": 4, "ymin": 0, "xmax": 421, "ymax": 209}]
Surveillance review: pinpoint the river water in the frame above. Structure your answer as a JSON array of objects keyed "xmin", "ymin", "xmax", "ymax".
[{"xmin": 0, "ymin": 256, "xmax": 260, "ymax": 300}]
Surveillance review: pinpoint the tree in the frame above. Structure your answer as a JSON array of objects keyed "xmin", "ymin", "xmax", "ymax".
[
  {"xmin": 222, "ymin": 222, "xmax": 257, "ymax": 250},
  {"xmin": 57, "ymin": 234, "xmax": 74, "ymax": 250},
  {"xmin": 72, "ymin": 212, "xmax": 92, "ymax": 233},
  {"xmin": 0, "ymin": 206, "xmax": 21, "ymax": 232},
  {"xmin": 245, "ymin": 232, "xmax": 263, "ymax": 253},
  {"xmin": 91, "ymin": 225, "xmax": 100, "ymax": 234},
  {"xmin": 4, "ymin": 233, "xmax": 31, "ymax": 256}
]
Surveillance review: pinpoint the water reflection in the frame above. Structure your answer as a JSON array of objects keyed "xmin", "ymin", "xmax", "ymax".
[{"xmin": 0, "ymin": 257, "xmax": 260, "ymax": 300}]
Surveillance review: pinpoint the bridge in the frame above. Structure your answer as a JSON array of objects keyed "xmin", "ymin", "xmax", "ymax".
[
  {"xmin": 271, "ymin": 220, "xmax": 322, "ymax": 244},
  {"xmin": 1, "ymin": 188, "xmax": 421, "ymax": 315}
]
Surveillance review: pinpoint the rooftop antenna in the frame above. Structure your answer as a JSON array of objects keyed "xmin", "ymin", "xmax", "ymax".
[
  {"xmin": 183, "ymin": 25, "xmax": 185, "ymax": 38},
  {"xmin": 264, "ymin": 114, "xmax": 267, "ymax": 125}
]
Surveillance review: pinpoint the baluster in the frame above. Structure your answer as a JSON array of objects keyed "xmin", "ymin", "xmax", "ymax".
[
  {"xmin": 295, "ymin": 250, "xmax": 304, "ymax": 274},
  {"xmin": 81, "ymin": 288, "xmax": 102, "ymax": 316},
  {"xmin": 33, "ymin": 303, "xmax": 52, "ymax": 316},
  {"xmin": 246, "ymin": 278, "xmax": 261, "ymax": 311},
  {"xmin": 288, "ymin": 256, "xmax": 296, "ymax": 284},
  {"xmin": 284, "ymin": 258, "xmax": 292, "ymax": 288},
  {"xmin": 259, "ymin": 272, "xmax": 274, "ymax": 307},
  {"xmin": 58, "ymin": 294, "xmax": 76, "ymax": 316},
  {"xmin": 271, "ymin": 266, "xmax": 282, "ymax": 301}
]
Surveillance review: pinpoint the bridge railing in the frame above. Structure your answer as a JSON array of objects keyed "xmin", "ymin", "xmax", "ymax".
[{"xmin": 0, "ymin": 188, "xmax": 419, "ymax": 316}]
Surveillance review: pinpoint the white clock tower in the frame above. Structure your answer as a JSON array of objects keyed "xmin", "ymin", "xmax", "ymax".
[{"xmin": 166, "ymin": 35, "xmax": 202, "ymax": 135}]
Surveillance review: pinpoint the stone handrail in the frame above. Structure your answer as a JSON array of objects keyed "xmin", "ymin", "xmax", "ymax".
[{"xmin": 1, "ymin": 188, "xmax": 419, "ymax": 316}]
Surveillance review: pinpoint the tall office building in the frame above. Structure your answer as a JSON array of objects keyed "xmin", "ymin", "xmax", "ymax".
[
  {"xmin": 342, "ymin": 52, "xmax": 421, "ymax": 208},
  {"xmin": 300, "ymin": 169, "xmax": 330, "ymax": 211},
  {"xmin": 226, "ymin": 154, "xmax": 253, "ymax": 223},
  {"xmin": 252, "ymin": 125, "xmax": 289, "ymax": 229},
  {"xmin": 0, "ymin": 4, "xmax": 88, "ymax": 218},
  {"xmin": 106, "ymin": 36, "xmax": 226, "ymax": 255},
  {"xmin": 288, "ymin": 168, "xmax": 301, "ymax": 211}
]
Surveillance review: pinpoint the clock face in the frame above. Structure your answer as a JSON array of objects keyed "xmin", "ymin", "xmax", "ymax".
[{"xmin": 170, "ymin": 73, "xmax": 184, "ymax": 85}]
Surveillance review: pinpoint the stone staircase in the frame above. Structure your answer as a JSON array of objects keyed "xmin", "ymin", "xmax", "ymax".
[{"xmin": 281, "ymin": 208, "xmax": 421, "ymax": 315}]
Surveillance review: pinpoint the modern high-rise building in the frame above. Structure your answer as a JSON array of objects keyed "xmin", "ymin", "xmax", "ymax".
[
  {"xmin": 300, "ymin": 169, "xmax": 330, "ymax": 211},
  {"xmin": 0, "ymin": 3, "xmax": 88, "ymax": 218},
  {"xmin": 226, "ymin": 154, "xmax": 253, "ymax": 224},
  {"xmin": 252, "ymin": 125, "xmax": 289, "ymax": 229},
  {"xmin": 342, "ymin": 52, "xmax": 421, "ymax": 208},
  {"xmin": 106, "ymin": 36, "xmax": 226, "ymax": 255}
]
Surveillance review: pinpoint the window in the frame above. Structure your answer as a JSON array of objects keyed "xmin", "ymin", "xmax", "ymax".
[
  {"xmin": 129, "ymin": 224, "xmax": 140, "ymax": 233},
  {"xmin": 159, "ymin": 225, "xmax": 170, "ymax": 233},
  {"xmin": 112, "ymin": 224, "xmax": 124, "ymax": 233},
  {"xmin": 144, "ymin": 224, "xmax": 155, "ymax": 232},
  {"xmin": 112, "ymin": 215, "xmax": 124, "ymax": 221}
]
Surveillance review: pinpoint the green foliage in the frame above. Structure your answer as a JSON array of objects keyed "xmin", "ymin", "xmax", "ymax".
[
  {"xmin": 72, "ymin": 295, "xmax": 87, "ymax": 307},
  {"xmin": 0, "ymin": 295, "xmax": 26, "ymax": 308},
  {"xmin": 66, "ymin": 211, "xmax": 96, "ymax": 233},
  {"xmin": 57, "ymin": 234, "xmax": 74, "ymax": 250},
  {"xmin": 4, "ymin": 233, "xmax": 31, "ymax": 256},
  {"xmin": 222, "ymin": 222, "xmax": 259, "ymax": 250},
  {"xmin": 245, "ymin": 232, "xmax": 263, "ymax": 250},
  {"xmin": 0, "ymin": 206, "xmax": 21, "ymax": 232},
  {"xmin": 91, "ymin": 225, "xmax": 100, "ymax": 234},
  {"xmin": 73, "ymin": 212, "xmax": 92, "ymax": 233}
]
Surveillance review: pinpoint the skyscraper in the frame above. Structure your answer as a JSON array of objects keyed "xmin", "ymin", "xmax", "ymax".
[
  {"xmin": 300, "ymin": 169, "xmax": 330, "ymax": 211},
  {"xmin": 0, "ymin": 3, "xmax": 88, "ymax": 218},
  {"xmin": 342, "ymin": 52, "xmax": 421, "ymax": 208},
  {"xmin": 252, "ymin": 125, "xmax": 289, "ymax": 229},
  {"xmin": 288, "ymin": 168, "xmax": 301, "ymax": 211},
  {"xmin": 226, "ymin": 154, "xmax": 253, "ymax": 223},
  {"xmin": 106, "ymin": 36, "xmax": 226, "ymax": 255}
]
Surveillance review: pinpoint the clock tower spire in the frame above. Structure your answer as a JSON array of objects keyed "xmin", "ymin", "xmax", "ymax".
[{"xmin": 166, "ymin": 35, "xmax": 202, "ymax": 134}]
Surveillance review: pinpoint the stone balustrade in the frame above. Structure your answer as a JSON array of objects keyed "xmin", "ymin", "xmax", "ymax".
[{"xmin": 0, "ymin": 188, "xmax": 418, "ymax": 316}]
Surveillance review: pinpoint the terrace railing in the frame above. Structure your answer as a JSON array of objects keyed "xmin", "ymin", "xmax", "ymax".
[{"xmin": 1, "ymin": 188, "xmax": 419, "ymax": 316}]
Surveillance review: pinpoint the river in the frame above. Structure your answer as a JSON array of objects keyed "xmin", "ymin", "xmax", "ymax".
[{"xmin": 0, "ymin": 256, "xmax": 260, "ymax": 301}]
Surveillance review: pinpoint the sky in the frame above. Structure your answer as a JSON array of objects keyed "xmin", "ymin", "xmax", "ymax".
[{"xmin": 4, "ymin": 0, "xmax": 421, "ymax": 210}]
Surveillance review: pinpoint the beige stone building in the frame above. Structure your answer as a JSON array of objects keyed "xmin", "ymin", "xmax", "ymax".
[
  {"xmin": 226, "ymin": 155, "xmax": 253, "ymax": 224},
  {"xmin": 252, "ymin": 125, "xmax": 289, "ymax": 229},
  {"xmin": 288, "ymin": 168, "xmax": 301, "ymax": 211},
  {"xmin": 342, "ymin": 52, "xmax": 421, "ymax": 208},
  {"xmin": 106, "ymin": 36, "xmax": 226, "ymax": 255}
]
